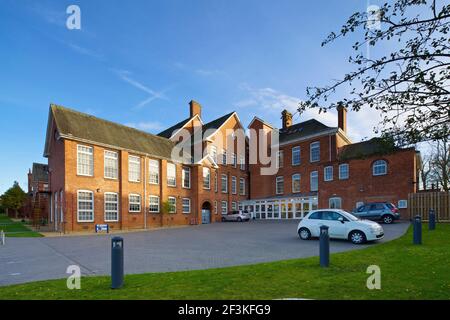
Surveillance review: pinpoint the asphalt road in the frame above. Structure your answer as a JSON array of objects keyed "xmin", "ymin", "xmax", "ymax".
[{"xmin": 0, "ymin": 220, "xmax": 410, "ymax": 286}]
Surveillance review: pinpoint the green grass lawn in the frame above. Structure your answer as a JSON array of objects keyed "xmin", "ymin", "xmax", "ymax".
[
  {"xmin": 0, "ymin": 223, "xmax": 449, "ymax": 300},
  {"xmin": 0, "ymin": 214, "xmax": 43, "ymax": 237}
]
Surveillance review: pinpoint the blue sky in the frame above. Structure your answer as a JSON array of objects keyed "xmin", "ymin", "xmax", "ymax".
[{"xmin": 0, "ymin": 0, "xmax": 390, "ymax": 193}]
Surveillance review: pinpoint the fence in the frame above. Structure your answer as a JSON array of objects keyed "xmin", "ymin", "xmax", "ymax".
[{"xmin": 408, "ymin": 192, "xmax": 450, "ymax": 222}]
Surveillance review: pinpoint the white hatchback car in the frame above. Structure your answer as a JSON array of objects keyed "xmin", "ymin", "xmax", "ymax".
[{"xmin": 297, "ymin": 209, "xmax": 384, "ymax": 244}]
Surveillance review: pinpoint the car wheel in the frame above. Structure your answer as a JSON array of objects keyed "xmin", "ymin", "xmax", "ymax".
[
  {"xmin": 382, "ymin": 215, "xmax": 393, "ymax": 224},
  {"xmin": 298, "ymin": 228, "xmax": 311, "ymax": 240},
  {"xmin": 349, "ymin": 230, "xmax": 366, "ymax": 244},
  {"xmin": 237, "ymin": 217, "xmax": 242, "ymax": 222},
  {"xmin": 221, "ymin": 217, "xmax": 226, "ymax": 222}
]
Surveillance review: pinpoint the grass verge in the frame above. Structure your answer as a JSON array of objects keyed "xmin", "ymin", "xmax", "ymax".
[
  {"xmin": 0, "ymin": 214, "xmax": 43, "ymax": 237},
  {"xmin": 0, "ymin": 223, "xmax": 449, "ymax": 299}
]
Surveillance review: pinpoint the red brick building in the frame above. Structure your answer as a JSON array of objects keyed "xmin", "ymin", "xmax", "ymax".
[
  {"xmin": 40, "ymin": 102, "xmax": 419, "ymax": 233},
  {"xmin": 23, "ymin": 163, "xmax": 50, "ymax": 221},
  {"xmin": 244, "ymin": 107, "xmax": 420, "ymax": 219},
  {"xmin": 43, "ymin": 102, "xmax": 248, "ymax": 232}
]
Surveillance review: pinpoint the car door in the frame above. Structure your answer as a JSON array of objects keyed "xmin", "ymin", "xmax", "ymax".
[
  {"xmin": 355, "ymin": 205, "xmax": 368, "ymax": 219},
  {"xmin": 368, "ymin": 204, "xmax": 383, "ymax": 219},
  {"xmin": 321, "ymin": 211, "xmax": 348, "ymax": 239}
]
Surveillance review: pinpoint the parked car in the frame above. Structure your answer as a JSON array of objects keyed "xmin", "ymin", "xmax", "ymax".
[
  {"xmin": 297, "ymin": 209, "xmax": 384, "ymax": 244},
  {"xmin": 352, "ymin": 202, "xmax": 400, "ymax": 224},
  {"xmin": 222, "ymin": 210, "xmax": 250, "ymax": 222}
]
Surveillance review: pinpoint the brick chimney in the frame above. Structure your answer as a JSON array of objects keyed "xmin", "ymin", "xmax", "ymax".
[
  {"xmin": 189, "ymin": 100, "xmax": 202, "ymax": 118},
  {"xmin": 281, "ymin": 109, "xmax": 293, "ymax": 129},
  {"xmin": 27, "ymin": 169, "xmax": 32, "ymax": 193},
  {"xmin": 337, "ymin": 102, "xmax": 347, "ymax": 133}
]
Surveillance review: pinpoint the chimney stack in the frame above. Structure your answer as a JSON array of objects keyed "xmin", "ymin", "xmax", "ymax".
[
  {"xmin": 281, "ymin": 109, "xmax": 293, "ymax": 129},
  {"xmin": 189, "ymin": 100, "xmax": 202, "ymax": 118},
  {"xmin": 337, "ymin": 102, "xmax": 347, "ymax": 133}
]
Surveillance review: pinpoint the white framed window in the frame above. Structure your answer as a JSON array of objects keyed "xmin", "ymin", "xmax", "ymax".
[
  {"xmin": 210, "ymin": 145, "xmax": 217, "ymax": 163},
  {"xmin": 149, "ymin": 196, "xmax": 160, "ymax": 213},
  {"xmin": 167, "ymin": 163, "xmax": 176, "ymax": 186},
  {"xmin": 339, "ymin": 163, "xmax": 349, "ymax": 180},
  {"xmin": 182, "ymin": 198, "xmax": 191, "ymax": 214},
  {"xmin": 292, "ymin": 146, "xmax": 301, "ymax": 166},
  {"xmin": 239, "ymin": 178, "xmax": 245, "ymax": 195},
  {"xmin": 182, "ymin": 167, "xmax": 191, "ymax": 189},
  {"xmin": 77, "ymin": 190, "xmax": 94, "ymax": 222},
  {"xmin": 240, "ymin": 156, "xmax": 245, "ymax": 170},
  {"xmin": 324, "ymin": 166, "xmax": 333, "ymax": 181},
  {"xmin": 129, "ymin": 194, "xmax": 141, "ymax": 213},
  {"xmin": 276, "ymin": 176, "xmax": 284, "ymax": 194},
  {"xmin": 221, "ymin": 174, "xmax": 228, "ymax": 193},
  {"xmin": 398, "ymin": 200, "xmax": 407, "ymax": 209},
  {"xmin": 292, "ymin": 174, "xmax": 301, "ymax": 193},
  {"xmin": 329, "ymin": 197, "xmax": 342, "ymax": 209},
  {"xmin": 149, "ymin": 159, "xmax": 159, "ymax": 184},
  {"xmin": 310, "ymin": 171, "xmax": 318, "ymax": 191},
  {"xmin": 222, "ymin": 149, "xmax": 227, "ymax": 165},
  {"xmin": 221, "ymin": 201, "xmax": 228, "ymax": 214},
  {"xmin": 373, "ymin": 160, "xmax": 387, "ymax": 176},
  {"xmin": 231, "ymin": 176, "xmax": 237, "ymax": 194},
  {"xmin": 214, "ymin": 172, "xmax": 218, "ymax": 192},
  {"xmin": 232, "ymin": 201, "xmax": 237, "ymax": 211},
  {"xmin": 310, "ymin": 142, "xmax": 320, "ymax": 162},
  {"xmin": 214, "ymin": 200, "xmax": 218, "ymax": 214},
  {"xmin": 77, "ymin": 145, "xmax": 93, "ymax": 176},
  {"xmin": 128, "ymin": 155, "xmax": 141, "ymax": 182},
  {"xmin": 276, "ymin": 150, "xmax": 284, "ymax": 168},
  {"xmin": 232, "ymin": 153, "xmax": 237, "ymax": 168},
  {"xmin": 203, "ymin": 167, "xmax": 210, "ymax": 189},
  {"xmin": 54, "ymin": 192, "xmax": 58, "ymax": 223},
  {"xmin": 104, "ymin": 150, "xmax": 118, "ymax": 179},
  {"xmin": 168, "ymin": 196, "xmax": 176, "ymax": 213},
  {"xmin": 104, "ymin": 192, "xmax": 119, "ymax": 222}
]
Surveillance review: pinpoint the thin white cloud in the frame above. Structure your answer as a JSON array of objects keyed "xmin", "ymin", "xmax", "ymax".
[
  {"xmin": 235, "ymin": 84, "xmax": 383, "ymax": 142},
  {"xmin": 125, "ymin": 121, "xmax": 164, "ymax": 132},
  {"xmin": 113, "ymin": 69, "xmax": 169, "ymax": 109},
  {"xmin": 64, "ymin": 42, "xmax": 103, "ymax": 59}
]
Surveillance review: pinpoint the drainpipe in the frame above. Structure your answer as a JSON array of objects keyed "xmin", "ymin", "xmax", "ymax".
[{"xmin": 144, "ymin": 157, "xmax": 147, "ymax": 229}]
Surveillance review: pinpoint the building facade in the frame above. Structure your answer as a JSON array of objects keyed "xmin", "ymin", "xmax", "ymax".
[
  {"xmin": 243, "ymin": 106, "xmax": 420, "ymax": 219},
  {"xmin": 40, "ymin": 101, "xmax": 419, "ymax": 233},
  {"xmin": 43, "ymin": 102, "xmax": 249, "ymax": 232}
]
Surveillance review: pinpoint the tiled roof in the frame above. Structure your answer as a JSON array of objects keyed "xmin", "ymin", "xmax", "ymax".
[
  {"xmin": 338, "ymin": 137, "xmax": 400, "ymax": 160},
  {"xmin": 202, "ymin": 111, "xmax": 235, "ymax": 134},
  {"xmin": 50, "ymin": 104, "xmax": 177, "ymax": 160},
  {"xmin": 157, "ymin": 117, "xmax": 192, "ymax": 138},
  {"xmin": 32, "ymin": 163, "xmax": 48, "ymax": 182},
  {"xmin": 279, "ymin": 119, "xmax": 334, "ymax": 144}
]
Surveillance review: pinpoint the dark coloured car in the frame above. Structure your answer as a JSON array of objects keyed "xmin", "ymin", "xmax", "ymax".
[{"xmin": 352, "ymin": 202, "xmax": 400, "ymax": 224}]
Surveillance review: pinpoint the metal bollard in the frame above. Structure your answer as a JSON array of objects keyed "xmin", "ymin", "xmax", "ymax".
[
  {"xmin": 429, "ymin": 209, "xmax": 436, "ymax": 230},
  {"xmin": 111, "ymin": 237, "xmax": 124, "ymax": 289},
  {"xmin": 0, "ymin": 230, "xmax": 4, "ymax": 245},
  {"xmin": 413, "ymin": 215, "xmax": 422, "ymax": 245},
  {"xmin": 319, "ymin": 225, "xmax": 330, "ymax": 267}
]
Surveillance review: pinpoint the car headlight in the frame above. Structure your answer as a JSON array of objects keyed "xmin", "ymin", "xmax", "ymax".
[{"xmin": 370, "ymin": 226, "xmax": 381, "ymax": 233}]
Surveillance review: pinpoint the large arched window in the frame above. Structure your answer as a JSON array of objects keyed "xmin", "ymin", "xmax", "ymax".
[{"xmin": 372, "ymin": 160, "xmax": 387, "ymax": 176}]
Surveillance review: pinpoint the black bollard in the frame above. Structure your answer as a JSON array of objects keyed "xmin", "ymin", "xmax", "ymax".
[
  {"xmin": 429, "ymin": 209, "xmax": 436, "ymax": 230},
  {"xmin": 413, "ymin": 215, "xmax": 422, "ymax": 245},
  {"xmin": 319, "ymin": 225, "xmax": 330, "ymax": 267},
  {"xmin": 111, "ymin": 237, "xmax": 124, "ymax": 289}
]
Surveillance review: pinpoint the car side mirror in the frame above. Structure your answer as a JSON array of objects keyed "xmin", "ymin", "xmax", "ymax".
[{"xmin": 338, "ymin": 217, "xmax": 345, "ymax": 224}]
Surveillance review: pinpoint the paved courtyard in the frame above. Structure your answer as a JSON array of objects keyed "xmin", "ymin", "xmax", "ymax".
[{"xmin": 0, "ymin": 220, "xmax": 410, "ymax": 286}]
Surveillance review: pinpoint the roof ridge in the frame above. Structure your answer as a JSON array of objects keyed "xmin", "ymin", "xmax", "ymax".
[
  {"xmin": 203, "ymin": 111, "xmax": 236, "ymax": 126},
  {"xmin": 50, "ymin": 103, "xmax": 174, "ymax": 144}
]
